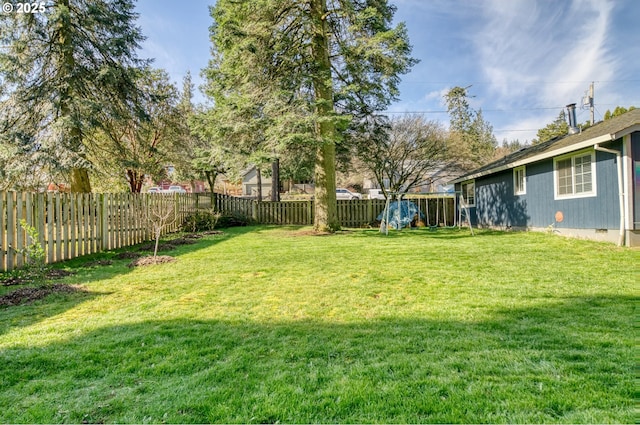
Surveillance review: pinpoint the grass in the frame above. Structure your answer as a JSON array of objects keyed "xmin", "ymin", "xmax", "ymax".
[{"xmin": 0, "ymin": 226, "xmax": 637, "ymax": 423}]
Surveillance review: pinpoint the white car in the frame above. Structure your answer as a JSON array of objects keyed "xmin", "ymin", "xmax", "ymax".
[
  {"xmin": 167, "ymin": 185, "xmax": 187, "ymax": 193},
  {"xmin": 147, "ymin": 186, "xmax": 161, "ymax": 193},
  {"xmin": 368, "ymin": 188, "xmax": 386, "ymax": 200},
  {"xmin": 159, "ymin": 185, "xmax": 187, "ymax": 193},
  {"xmin": 336, "ymin": 188, "xmax": 362, "ymax": 200}
]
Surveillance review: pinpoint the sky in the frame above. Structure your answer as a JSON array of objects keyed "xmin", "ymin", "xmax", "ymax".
[{"xmin": 135, "ymin": 0, "xmax": 640, "ymax": 144}]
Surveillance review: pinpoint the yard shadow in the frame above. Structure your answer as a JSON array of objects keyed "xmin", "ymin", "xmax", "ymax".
[
  {"xmin": 349, "ymin": 227, "xmax": 512, "ymax": 241},
  {"xmin": 476, "ymin": 180, "xmax": 529, "ymax": 229},
  {"xmin": 45, "ymin": 226, "xmax": 251, "ymax": 285},
  {"xmin": 0, "ymin": 295, "xmax": 634, "ymax": 424},
  {"xmin": 0, "ymin": 228, "xmax": 250, "ymax": 335},
  {"xmin": 0, "ymin": 287, "xmax": 107, "ymax": 337}
]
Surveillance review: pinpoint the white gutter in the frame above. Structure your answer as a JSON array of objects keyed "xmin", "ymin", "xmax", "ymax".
[{"xmin": 594, "ymin": 142, "xmax": 625, "ymax": 246}]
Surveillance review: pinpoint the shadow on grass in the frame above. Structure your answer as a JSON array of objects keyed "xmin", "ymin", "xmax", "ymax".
[
  {"xmin": 347, "ymin": 227, "xmax": 512, "ymax": 240},
  {"xmin": 40, "ymin": 226, "xmax": 253, "ymax": 285},
  {"xmin": 0, "ymin": 228, "xmax": 252, "ymax": 334},
  {"xmin": 0, "ymin": 296, "xmax": 634, "ymax": 424},
  {"xmin": 0, "ymin": 287, "xmax": 108, "ymax": 337}
]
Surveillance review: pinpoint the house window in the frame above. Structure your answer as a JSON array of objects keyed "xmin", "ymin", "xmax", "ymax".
[
  {"xmin": 554, "ymin": 151, "xmax": 596, "ymax": 199},
  {"xmin": 514, "ymin": 166, "xmax": 526, "ymax": 195},
  {"xmin": 461, "ymin": 180, "xmax": 475, "ymax": 206}
]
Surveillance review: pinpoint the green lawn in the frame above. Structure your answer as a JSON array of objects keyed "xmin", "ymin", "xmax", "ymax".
[{"xmin": 0, "ymin": 226, "xmax": 637, "ymax": 423}]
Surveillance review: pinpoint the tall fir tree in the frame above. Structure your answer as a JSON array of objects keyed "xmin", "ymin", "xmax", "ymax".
[
  {"xmin": 0, "ymin": 0, "xmax": 147, "ymax": 192},
  {"xmin": 444, "ymin": 86, "xmax": 497, "ymax": 169},
  {"xmin": 203, "ymin": 0, "xmax": 416, "ymax": 231}
]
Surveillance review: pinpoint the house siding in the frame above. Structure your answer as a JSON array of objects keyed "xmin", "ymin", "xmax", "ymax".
[
  {"xmin": 464, "ymin": 140, "xmax": 622, "ymax": 231},
  {"xmin": 632, "ymin": 132, "xmax": 640, "ymax": 230}
]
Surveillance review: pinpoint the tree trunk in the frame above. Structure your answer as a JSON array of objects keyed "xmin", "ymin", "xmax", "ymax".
[
  {"xmin": 204, "ymin": 170, "xmax": 217, "ymax": 193},
  {"xmin": 271, "ymin": 158, "xmax": 280, "ymax": 202},
  {"xmin": 59, "ymin": 0, "xmax": 91, "ymax": 193},
  {"xmin": 310, "ymin": 0, "xmax": 339, "ymax": 232},
  {"xmin": 126, "ymin": 169, "xmax": 144, "ymax": 193},
  {"xmin": 70, "ymin": 167, "xmax": 92, "ymax": 193},
  {"xmin": 256, "ymin": 167, "xmax": 262, "ymax": 202}
]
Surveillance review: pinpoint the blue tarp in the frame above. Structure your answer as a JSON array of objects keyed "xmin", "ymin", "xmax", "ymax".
[{"xmin": 377, "ymin": 200, "xmax": 424, "ymax": 230}]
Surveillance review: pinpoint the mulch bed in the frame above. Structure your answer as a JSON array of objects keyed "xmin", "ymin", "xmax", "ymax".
[
  {"xmin": 1, "ymin": 269, "xmax": 74, "ymax": 287},
  {"xmin": 0, "ymin": 284, "xmax": 86, "ymax": 307},
  {"xmin": 136, "ymin": 242, "xmax": 175, "ymax": 252},
  {"xmin": 290, "ymin": 229, "xmax": 354, "ymax": 237},
  {"xmin": 115, "ymin": 251, "xmax": 141, "ymax": 260},
  {"xmin": 47, "ymin": 269, "xmax": 74, "ymax": 279},
  {"xmin": 83, "ymin": 260, "xmax": 114, "ymax": 267},
  {"xmin": 128, "ymin": 255, "xmax": 176, "ymax": 268},
  {"xmin": 166, "ymin": 238, "xmax": 196, "ymax": 246},
  {"xmin": 201, "ymin": 230, "xmax": 224, "ymax": 235},
  {"xmin": 183, "ymin": 231, "xmax": 224, "ymax": 239}
]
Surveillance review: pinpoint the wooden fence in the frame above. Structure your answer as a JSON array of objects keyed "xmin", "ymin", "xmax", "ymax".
[
  {"xmin": 211, "ymin": 194, "xmax": 455, "ymax": 228},
  {"xmin": 1, "ymin": 191, "xmax": 455, "ymax": 272},
  {"xmin": 0, "ymin": 192, "xmax": 203, "ymax": 272}
]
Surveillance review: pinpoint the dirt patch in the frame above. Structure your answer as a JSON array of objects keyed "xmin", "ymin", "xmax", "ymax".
[
  {"xmin": 1, "ymin": 269, "xmax": 74, "ymax": 286},
  {"xmin": 128, "ymin": 255, "xmax": 176, "ymax": 268},
  {"xmin": 47, "ymin": 269, "xmax": 74, "ymax": 279},
  {"xmin": 290, "ymin": 229, "xmax": 354, "ymax": 237},
  {"xmin": 136, "ymin": 242, "xmax": 174, "ymax": 252},
  {"xmin": 202, "ymin": 230, "xmax": 224, "ymax": 236},
  {"xmin": 83, "ymin": 260, "xmax": 114, "ymax": 267},
  {"xmin": 115, "ymin": 251, "xmax": 141, "ymax": 260},
  {"xmin": 166, "ymin": 238, "xmax": 196, "ymax": 246},
  {"xmin": 0, "ymin": 284, "xmax": 86, "ymax": 307},
  {"xmin": 1, "ymin": 276, "xmax": 26, "ymax": 286}
]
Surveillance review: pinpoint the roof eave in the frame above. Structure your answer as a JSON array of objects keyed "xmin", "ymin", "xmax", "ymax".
[{"xmin": 450, "ymin": 133, "xmax": 615, "ymax": 184}]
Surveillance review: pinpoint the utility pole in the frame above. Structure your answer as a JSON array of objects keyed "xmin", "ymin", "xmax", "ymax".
[{"xmin": 589, "ymin": 81, "xmax": 595, "ymax": 125}]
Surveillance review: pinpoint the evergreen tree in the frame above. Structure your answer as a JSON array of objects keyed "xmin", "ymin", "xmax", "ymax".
[
  {"xmin": 89, "ymin": 67, "xmax": 184, "ymax": 193},
  {"xmin": 0, "ymin": 0, "xmax": 147, "ymax": 192},
  {"xmin": 203, "ymin": 0, "xmax": 416, "ymax": 231},
  {"xmin": 532, "ymin": 110, "xmax": 568, "ymax": 145},
  {"xmin": 444, "ymin": 86, "xmax": 497, "ymax": 168},
  {"xmin": 604, "ymin": 106, "xmax": 636, "ymax": 120}
]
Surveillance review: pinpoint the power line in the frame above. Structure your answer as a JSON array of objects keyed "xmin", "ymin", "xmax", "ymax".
[
  {"xmin": 398, "ymin": 79, "xmax": 640, "ymax": 85},
  {"xmin": 384, "ymin": 103, "xmax": 636, "ymax": 116}
]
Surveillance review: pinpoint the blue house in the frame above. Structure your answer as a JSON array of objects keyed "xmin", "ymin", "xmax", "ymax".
[{"xmin": 451, "ymin": 107, "xmax": 640, "ymax": 246}]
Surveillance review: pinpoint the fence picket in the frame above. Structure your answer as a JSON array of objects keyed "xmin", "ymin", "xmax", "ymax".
[
  {"xmin": 6, "ymin": 192, "xmax": 15, "ymax": 270},
  {"xmin": 0, "ymin": 192, "xmax": 5, "ymax": 272},
  {"xmin": 15, "ymin": 192, "xmax": 25, "ymax": 268}
]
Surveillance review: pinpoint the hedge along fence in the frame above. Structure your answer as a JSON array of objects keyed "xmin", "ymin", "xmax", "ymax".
[{"xmin": 0, "ymin": 191, "xmax": 203, "ymax": 273}]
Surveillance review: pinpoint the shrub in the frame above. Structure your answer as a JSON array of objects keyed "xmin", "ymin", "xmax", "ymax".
[
  {"xmin": 181, "ymin": 210, "xmax": 221, "ymax": 233},
  {"xmin": 216, "ymin": 212, "xmax": 253, "ymax": 228},
  {"xmin": 17, "ymin": 220, "xmax": 50, "ymax": 286}
]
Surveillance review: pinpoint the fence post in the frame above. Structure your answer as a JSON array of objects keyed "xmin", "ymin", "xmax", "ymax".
[
  {"xmin": 100, "ymin": 193, "xmax": 108, "ymax": 251},
  {"xmin": 252, "ymin": 201, "xmax": 258, "ymax": 223}
]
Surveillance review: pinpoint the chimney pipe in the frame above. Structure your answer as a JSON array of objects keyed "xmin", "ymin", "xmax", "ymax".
[{"xmin": 566, "ymin": 103, "xmax": 579, "ymax": 134}]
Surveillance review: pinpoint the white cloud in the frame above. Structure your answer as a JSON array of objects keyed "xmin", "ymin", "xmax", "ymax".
[{"xmin": 475, "ymin": 0, "xmax": 615, "ymax": 107}]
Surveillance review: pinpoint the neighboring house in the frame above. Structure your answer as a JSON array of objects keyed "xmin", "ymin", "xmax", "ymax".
[
  {"xmin": 242, "ymin": 166, "xmax": 272, "ymax": 199},
  {"xmin": 451, "ymin": 107, "xmax": 640, "ymax": 246},
  {"xmin": 363, "ymin": 162, "xmax": 465, "ymax": 194}
]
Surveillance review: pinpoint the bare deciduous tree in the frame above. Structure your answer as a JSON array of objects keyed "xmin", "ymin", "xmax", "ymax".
[
  {"xmin": 142, "ymin": 195, "xmax": 177, "ymax": 260},
  {"xmin": 353, "ymin": 115, "xmax": 449, "ymax": 197}
]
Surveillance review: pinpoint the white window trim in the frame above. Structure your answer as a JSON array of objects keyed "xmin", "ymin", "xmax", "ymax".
[
  {"xmin": 553, "ymin": 149, "xmax": 597, "ymax": 200},
  {"xmin": 513, "ymin": 166, "xmax": 526, "ymax": 195},
  {"xmin": 461, "ymin": 180, "xmax": 475, "ymax": 207}
]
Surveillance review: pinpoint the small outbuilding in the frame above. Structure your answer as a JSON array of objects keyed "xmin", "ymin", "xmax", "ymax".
[{"xmin": 451, "ymin": 107, "xmax": 640, "ymax": 246}]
